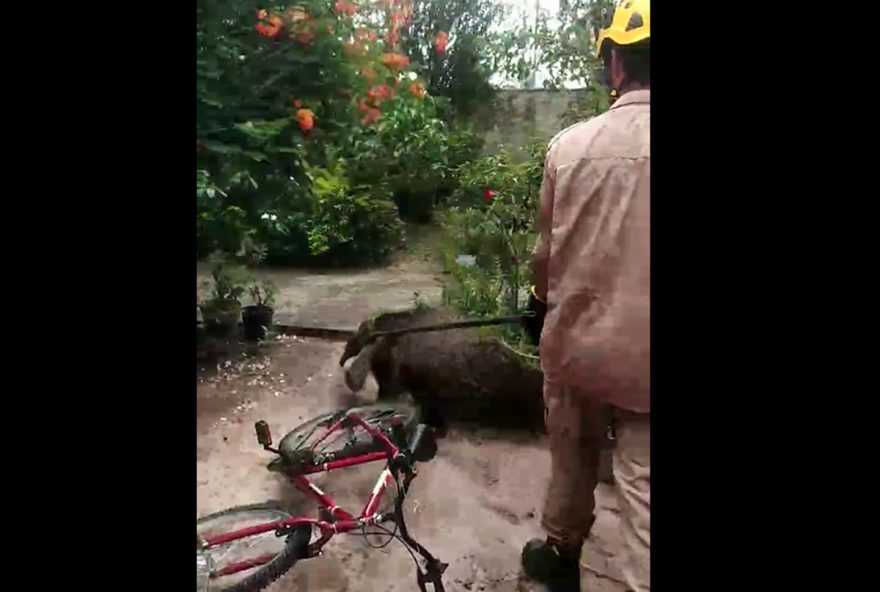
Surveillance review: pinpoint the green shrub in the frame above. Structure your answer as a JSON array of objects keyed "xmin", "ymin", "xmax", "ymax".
[
  {"xmin": 440, "ymin": 141, "xmax": 545, "ymax": 320},
  {"xmin": 258, "ymin": 161, "xmax": 404, "ymax": 267},
  {"xmin": 196, "ymin": 0, "xmax": 438, "ymax": 263},
  {"xmin": 451, "ymin": 142, "xmax": 544, "ymax": 212},
  {"xmin": 344, "ymin": 96, "xmax": 482, "ymax": 223}
]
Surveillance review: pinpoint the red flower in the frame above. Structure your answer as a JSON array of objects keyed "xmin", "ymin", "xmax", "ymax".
[
  {"xmin": 483, "ymin": 188, "xmax": 495, "ymax": 202},
  {"xmin": 292, "ymin": 99, "xmax": 303, "ymax": 108},
  {"xmin": 335, "ymin": 1, "xmax": 358, "ymax": 17},
  {"xmin": 255, "ymin": 15, "xmax": 283, "ymax": 38},
  {"xmin": 375, "ymin": 84, "xmax": 394, "ymax": 100},
  {"xmin": 362, "ymin": 107, "xmax": 381, "ymax": 126},
  {"xmin": 434, "ymin": 31, "xmax": 449, "ymax": 55}
]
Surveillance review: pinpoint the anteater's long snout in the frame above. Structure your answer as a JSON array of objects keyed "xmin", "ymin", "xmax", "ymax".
[
  {"xmin": 343, "ymin": 341, "xmax": 378, "ymax": 392},
  {"xmin": 339, "ymin": 338, "xmax": 360, "ymax": 367}
]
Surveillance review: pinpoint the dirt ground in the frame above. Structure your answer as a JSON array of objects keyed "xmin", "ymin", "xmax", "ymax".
[{"xmin": 197, "ymin": 337, "xmax": 629, "ymax": 592}]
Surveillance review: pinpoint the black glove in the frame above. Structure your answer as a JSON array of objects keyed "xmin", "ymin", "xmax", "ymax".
[{"xmin": 522, "ymin": 286, "xmax": 547, "ymax": 346}]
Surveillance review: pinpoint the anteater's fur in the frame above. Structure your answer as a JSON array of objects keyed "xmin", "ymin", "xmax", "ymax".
[
  {"xmin": 340, "ymin": 306, "xmax": 615, "ymax": 482},
  {"xmin": 341, "ymin": 307, "xmax": 545, "ymax": 431}
]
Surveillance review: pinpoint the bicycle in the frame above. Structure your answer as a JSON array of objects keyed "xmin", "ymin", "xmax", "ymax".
[{"xmin": 196, "ymin": 403, "xmax": 447, "ymax": 592}]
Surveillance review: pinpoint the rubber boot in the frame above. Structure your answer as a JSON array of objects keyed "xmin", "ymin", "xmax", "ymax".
[{"xmin": 521, "ymin": 537, "xmax": 581, "ymax": 592}]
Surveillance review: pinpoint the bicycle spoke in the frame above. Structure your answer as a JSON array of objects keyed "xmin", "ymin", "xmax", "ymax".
[
  {"xmin": 316, "ymin": 426, "xmax": 359, "ymax": 453},
  {"xmin": 213, "ymin": 531, "xmax": 263, "ymax": 567},
  {"xmin": 202, "ymin": 511, "xmax": 290, "ymax": 579}
]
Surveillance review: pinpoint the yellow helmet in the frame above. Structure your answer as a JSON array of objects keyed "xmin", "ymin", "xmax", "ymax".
[{"xmin": 596, "ymin": 0, "xmax": 650, "ymax": 57}]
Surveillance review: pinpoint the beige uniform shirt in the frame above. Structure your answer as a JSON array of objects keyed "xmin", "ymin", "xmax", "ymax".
[{"xmin": 536, "ymin": 90, "xmax": 650, "ymax": 413}]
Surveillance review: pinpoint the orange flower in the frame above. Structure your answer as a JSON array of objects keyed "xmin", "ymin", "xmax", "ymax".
[
  {"xmin": 409, "ymin": 82, "xmax": 427, "ymax": 99},
  {"xmin": 334, "ymin": 1, "xmax": 358, "ymax": 17},
  {"xmin": 256, "ymin": 15, "xmax": 283, "ymax": 38},
  {"xmin": 361, "ymin": 67, "xmax": 376, "ymax": 79},
  {"xmin": 381, "ymin": 52, "xmax": 409, "ymax": 69},
  {"xmin": 378, "ymin": 84, "xmax": 394, "ymax": 99},
  {"xmin": 367, "ymin": 84, "xmax": 395, "ymax": 103},
  {"xmin": 434, "ymin": 31, "xmax": 448, "ymax": 54},
  {"xmin": 362, "ymin": 107, "xmax": 381, "ymax": 126},
  {"xmin": 296, "ymin": 108, "xmax": 315, "ymax": 132}
]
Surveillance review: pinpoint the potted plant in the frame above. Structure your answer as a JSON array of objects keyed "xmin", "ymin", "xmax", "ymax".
[
  {"xmin": 242, "ymin": 279, "xmax": 278, "ymax": 341},
  {"xmin": 199, "ymin": 252, "xmax": 248, "ymax": 338}
]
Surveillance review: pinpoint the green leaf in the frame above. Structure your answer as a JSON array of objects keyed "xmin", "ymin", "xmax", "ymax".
[
  {"xmin": 243, "ymin": 151, "xmax": 268, "ymax": 162},
  {"xmin": 202, "ymin": 140, "xmax": 243, "ymax": 155},
  {"xmin": 234, "ymin": 119, "xmax": 289, "ymax": 141}
]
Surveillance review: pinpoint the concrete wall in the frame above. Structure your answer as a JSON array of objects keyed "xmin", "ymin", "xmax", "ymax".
[{"xmin": 468, "ymin": 89, "xmax": 586, "ymax": 159}]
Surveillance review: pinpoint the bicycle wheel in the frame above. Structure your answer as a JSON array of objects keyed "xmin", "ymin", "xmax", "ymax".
[
  {"xmin": 196, "ymin": 502, "xmax": 310, "ymax": 592},
  {"xmin": 278, "ymin": 403, "xmax": 419, "ymax": 461}
]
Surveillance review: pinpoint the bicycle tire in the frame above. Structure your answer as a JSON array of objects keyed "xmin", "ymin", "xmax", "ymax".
[
  {"xmin": 278, "ymin": 403, "xmax": 419, "ymax": 460},
  {"xmin": 197, "ymin": 501, "xmax": 310, "ymax": 592}
]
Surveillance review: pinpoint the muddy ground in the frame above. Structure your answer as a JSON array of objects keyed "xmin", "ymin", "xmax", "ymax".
[{"xmin": 197, "ymin": 337, "xmax": 629, "ymax": 592}]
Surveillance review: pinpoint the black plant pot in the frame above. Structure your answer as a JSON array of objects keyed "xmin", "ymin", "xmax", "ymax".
[
  {"xmin": 242, "ymin": 305, "xmax": 274, "ymax": 341},
  {"xmin": 200, "ymin": 301, "xmax": 242, "ymax": 339}
]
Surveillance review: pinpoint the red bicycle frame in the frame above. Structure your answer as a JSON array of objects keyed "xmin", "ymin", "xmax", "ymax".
[{"xmin": 200, "ymin": 411, "xmax": 407, "ymax": 578}]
